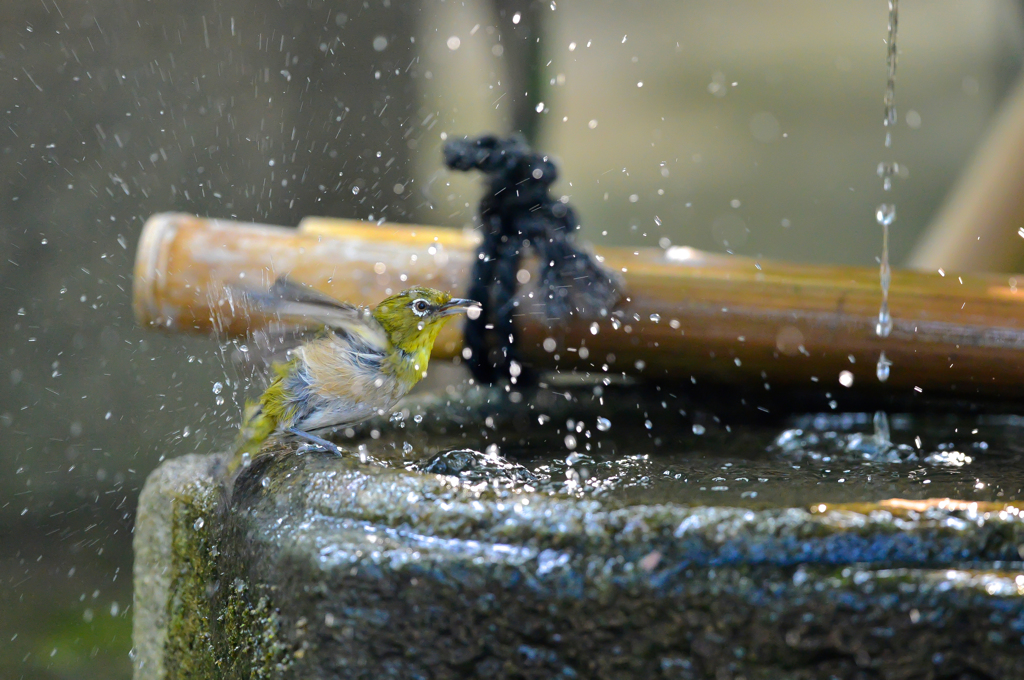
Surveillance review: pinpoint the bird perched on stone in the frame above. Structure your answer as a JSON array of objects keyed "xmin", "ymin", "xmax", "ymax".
[{"xmin": 231, "ymin": 277, "xmax": 479, "ymax": 470}]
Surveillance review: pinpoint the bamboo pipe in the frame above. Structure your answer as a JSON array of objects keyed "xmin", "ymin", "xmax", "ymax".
[{"xmin": 134, "ymin": 213, "xmax": 1024, "ymax": 400}]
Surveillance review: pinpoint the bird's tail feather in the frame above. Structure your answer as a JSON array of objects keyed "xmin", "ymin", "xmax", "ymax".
[
  {"xmin": 228, "ymin": 361, "xmax": 295, "ymax": 472},
  {"xmin": 229, "ymin": 401, "xmax": 276, "ymax": 472}
]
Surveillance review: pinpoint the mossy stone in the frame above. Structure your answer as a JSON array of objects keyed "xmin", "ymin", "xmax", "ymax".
[{"xmin": 133, "ymin": 388, "xmax": 1024, "ymax": 679}]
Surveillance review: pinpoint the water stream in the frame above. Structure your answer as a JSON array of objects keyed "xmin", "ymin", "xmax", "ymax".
[{"xmin": 875, "ymin": 0, "xmax": 899, "ymax": 381}]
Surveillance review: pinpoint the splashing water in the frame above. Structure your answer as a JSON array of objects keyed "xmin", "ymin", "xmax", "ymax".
[
  {"xmin": 873, "ymin": 410, "xmax": 891, "ymax": 448},
  {"xmin": 875, "ymin": 0, "xmax": 899, "ymax": 383}
]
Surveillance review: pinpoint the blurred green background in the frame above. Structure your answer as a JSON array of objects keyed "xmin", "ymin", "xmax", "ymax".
[{"xmin": 0, "ymin": 1, "xmax": 1021, "ymax": 677}]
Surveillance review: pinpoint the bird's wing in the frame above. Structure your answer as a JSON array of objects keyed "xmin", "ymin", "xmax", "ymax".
[
  {"xmin": 268, "ymin": 275, "xmax": 355, "ymax": 309},
  {"xmin": 246, "ymin": 276, "xmax": 389, "ymax": 353}
]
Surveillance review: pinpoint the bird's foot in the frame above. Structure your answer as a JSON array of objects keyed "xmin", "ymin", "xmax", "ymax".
[{"xmin": 285, "ymin": 427, "xmax": 345, "ymax": 457}]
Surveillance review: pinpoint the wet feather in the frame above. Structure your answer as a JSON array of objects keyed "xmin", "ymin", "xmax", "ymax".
[{"xmin": 231, "ymin": 279, "xmax": 478, "ymax": 469}]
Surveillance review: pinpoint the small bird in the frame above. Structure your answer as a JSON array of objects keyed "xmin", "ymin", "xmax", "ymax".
[{"xmin": 232, "ymin": 277, "xmax": 479, "ymax": 469}]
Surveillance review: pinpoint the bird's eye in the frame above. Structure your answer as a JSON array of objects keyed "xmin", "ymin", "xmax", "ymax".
[{"xmin": 412, "ymin": 299, "xmax": 430, "ymax": 315}]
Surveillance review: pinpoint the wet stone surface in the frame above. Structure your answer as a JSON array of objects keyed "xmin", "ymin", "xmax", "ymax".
[{"xmin": 134, "ymin": 384, "xmax": 1024, "ymax": 679}]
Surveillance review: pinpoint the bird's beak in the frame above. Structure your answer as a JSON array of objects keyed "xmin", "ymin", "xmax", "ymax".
[{"xmin": 439, "ymin": 298, "xmax": 482, "ymax": 319}]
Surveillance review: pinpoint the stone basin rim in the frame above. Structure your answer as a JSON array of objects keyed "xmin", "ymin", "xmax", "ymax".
[{"xmin": 228, "ymin": 450, "xmax": 1024, "ymax": 571}]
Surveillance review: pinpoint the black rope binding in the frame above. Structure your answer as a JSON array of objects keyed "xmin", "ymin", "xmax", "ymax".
[{"xmin": 444, "ymin": 134, "xmax": 621, "ymax": 385}]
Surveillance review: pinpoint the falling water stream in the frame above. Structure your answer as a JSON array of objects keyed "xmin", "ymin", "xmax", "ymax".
[
  {"xmin": 875, "ymin": 0, "xmax": 899, "ymax": 389},
  {"xmin": 869, "ymin": 0, "xmax": 900, "ymax": 446}
]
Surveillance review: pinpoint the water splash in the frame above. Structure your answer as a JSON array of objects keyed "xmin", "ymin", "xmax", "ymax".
[{"xmin": 873, "ymin": 410, "xmax": 891, "ymax": 448}]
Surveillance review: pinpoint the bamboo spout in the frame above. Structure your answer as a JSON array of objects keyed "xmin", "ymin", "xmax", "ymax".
[{"xmin": 134, "ymin": 213, "xmax": 1024, "ymax": 400}]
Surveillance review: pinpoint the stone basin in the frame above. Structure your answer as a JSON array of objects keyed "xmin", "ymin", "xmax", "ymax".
[{"xmin": 133, "ymin": 385, "xmax": 1024, "ymax": 679}]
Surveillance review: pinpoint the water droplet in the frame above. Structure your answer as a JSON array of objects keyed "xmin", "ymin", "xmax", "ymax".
[
  {"xmin": 875, "ymin": 204, "xmax": 896, "ymax": 226},
  {"xmin": 542, "ymin": 338, "xmax": 557, "ymax": 352},
  {"xmin": 876, "ymin": 351, "xmax": 892, "ymax": 382},
  {"xmin": 839, "ymin": 370, "xmax": 854, "ymax": 388},
  {"xmin": 413, "ymin": 414, "xmax": 424, "ymax": 424},
  {"xmin": 403, "ymin": 442, "xmax": 413, "ymax": 454},
  {"xmin": 351, "ymin": 185, "xmax": 360, "ymax": 195},
  {"xmin": 193, "ymin": 517, "xmax": 205, "ymax": 530},
  {"xmin": 610, "ymin": 317, "xmax": 621, "ymax": 330},
  {"xmin": 649, "ymin": 314, "xmax": 661, "ymax": 323},
  {"xmin": 692, "ymin": 424, "xmax": 706, "ymax": 435},
  {"xmin": 590, "ymin": 322, "xmax": 600, "ymax": 335},
  {"xmin": 212, "ymin": 381, "xmax": 223, "ymax": 394},
  {"xmin": 389, "ymin": 411, "xmax": 405, "ymax": 424},
  {"xmin": 876, "ymin": 162, "xmax": 899, "ymax": 191},
  {"xmin": 240, "ymin": 452, "xmax": 251, "ymax": 468},
  {"xmin": 596, "ymin": 417, "xmax": 611, "ymax": 432},
  {"xmin": 564, "ymin": 434, "xmax": 577, "ymax": 450},
  {"xmin": 876, "ymin": 307, "xmax": 893, "ymax": 337}
]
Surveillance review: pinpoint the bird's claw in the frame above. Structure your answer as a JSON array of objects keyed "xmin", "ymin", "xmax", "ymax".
[{"xmin": 286, "ymin": 427, "xmax": 345, "ymax": 457}]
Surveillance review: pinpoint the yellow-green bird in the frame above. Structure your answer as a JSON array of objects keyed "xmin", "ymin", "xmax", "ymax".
[{"xmin": 232, "ymin": 276, "xmax": 479, "ymax": 469}]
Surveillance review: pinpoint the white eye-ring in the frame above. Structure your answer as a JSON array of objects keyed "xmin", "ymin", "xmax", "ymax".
[{"xmin": 411, "ymin": 298, "xmax": 430, "ymax": 316}]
